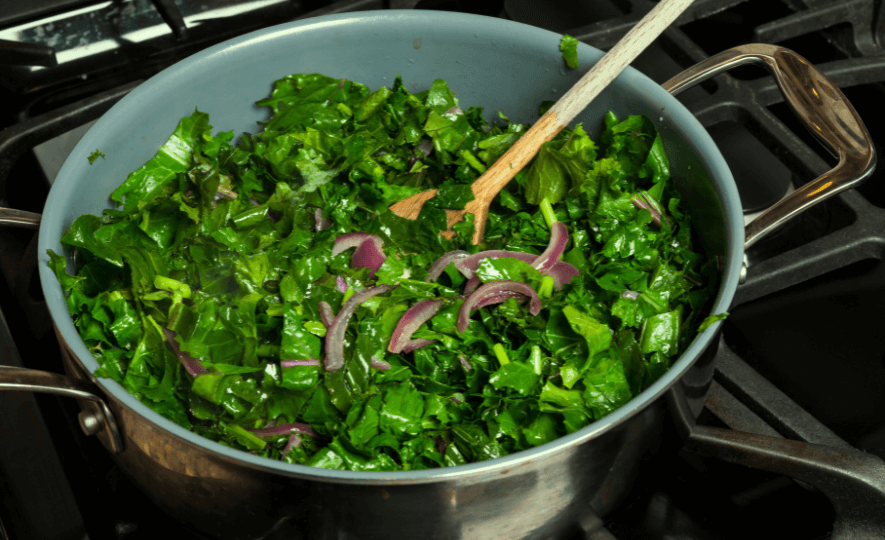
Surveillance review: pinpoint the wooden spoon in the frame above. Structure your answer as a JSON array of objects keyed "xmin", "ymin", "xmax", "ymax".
[{"xmin": 389, "ymin": 0, "xmax": 695, "ymax": 244}]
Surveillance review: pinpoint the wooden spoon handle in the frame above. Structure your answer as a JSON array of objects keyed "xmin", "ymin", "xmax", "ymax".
[
  {"xmin": 390, "ymin": 0, "xmax": 695, "ymax": 244},
  {"xmin": 547, "ymin": 0, "xmax": 694, "ymax": 128},
  {"xmin": 467, "ymin": 0, "xmax": 696, "ymax": 242}
]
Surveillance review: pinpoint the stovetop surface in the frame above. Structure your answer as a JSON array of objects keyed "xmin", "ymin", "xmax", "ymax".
[{"xmin": 1, "ymin": 0, "xmax": 884, "ymax": 539}]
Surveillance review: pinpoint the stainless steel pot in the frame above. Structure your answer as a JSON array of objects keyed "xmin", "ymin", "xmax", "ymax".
[{"xmin": 0, "ymin": 11, "xmax": 878, "ymax": 540}]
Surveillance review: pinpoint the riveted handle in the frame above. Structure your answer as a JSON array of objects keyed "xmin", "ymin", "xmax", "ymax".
[
  {"xmin": 662, "ymin": 44, "xmax": 876, "ymax": 251},
  {"xmin": 0, "ymin": 365, "xmax": 123, "ymax": 454}
]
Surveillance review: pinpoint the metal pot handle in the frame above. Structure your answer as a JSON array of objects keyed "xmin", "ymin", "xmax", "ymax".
[
  {"xmin": 0, "ymin": 365, "xmax": 123, "ymax": 454},
  {"xmin": 661, "ymin": 43, "xmax": 876, "ymax": 256},
  {"xmin": 0, "ymin": 208, "xmax": 40, "ymax": 229}
]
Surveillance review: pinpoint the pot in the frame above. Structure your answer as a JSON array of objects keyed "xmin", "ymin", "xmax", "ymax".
[{"xmin": 0, "ymin": 10, "xmax": 875, "ymax": 540}]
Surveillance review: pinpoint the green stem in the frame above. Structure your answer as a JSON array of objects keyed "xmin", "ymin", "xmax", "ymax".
[
  {"xmin": 540, "ymin": 198, "xmax": 557, "ymax": 229},
  {"xmin": 492, "ymin": 343, "xmax": 510, "ymax": 366},
  {"xmin": 154, "ymin": 275, "xmax": 191, "ymax": 298},
  {"xmin": 529, "ymin": 345, "xmax": 543, "ymax": 375},
  {"xmin": 257, "ymin": 344, "xmax": 281, "ymax": 357},
  {"xmin": 538, "ymin": 275, "xmax": 555, "ymax": 299}
]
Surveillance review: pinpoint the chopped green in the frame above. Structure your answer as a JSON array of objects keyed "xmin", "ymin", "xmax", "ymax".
[
  {"xmin": 88, "ymin": 149, "xmax": 105, "ymax": 164},
  {"xmin": 698, "ymin": 312, "xmax": 729, "ymax": 332},
  {"xmin": 48, "ymin": 72, "xmax": 720, "ymax": 472},
  {"xmin": 560, "ymin": 34, "xmax": 580, "ymax": 70}
]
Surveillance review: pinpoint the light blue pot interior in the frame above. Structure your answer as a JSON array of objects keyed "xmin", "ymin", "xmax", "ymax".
[{"xmin": 38, "ymin": 11, "xmax": 742, "ymax": 481}]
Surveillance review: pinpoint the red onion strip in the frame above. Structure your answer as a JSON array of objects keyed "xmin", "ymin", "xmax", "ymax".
[
  {"xmin": 458, "ymin": 355, "xmax": 473, "ymax": 371},
  {"xmin": 425, "ymin": 250, "xmax": 471, "ymax": 282},
  {"xmin": 456, "ymin": 249, "xmax": 578, "ymax": 291},
  {"xmin": 455, "ymin": 250, "xmax": 537, "ymax": 279},
  {"xmin": 249, "ymin": 422, "xmax": 318, "ymax": 439},
  {"xmin": 631, "ymin": 196, "xmax": 661, "ymax": 226},
  {"xmin": 336, "ymin": 276, "xmax": 348, "ymax": 294},
  {"xmin": 436, "ymin": 437, "xmax": 449, "ymax": 455},
  {"xmin": 280, "ymin": 434, "xmax": 302, "ymax": 459},
  {"xmin": 162, "ymin": 328, "xmax": 208, "ymax": 377},
  {"xmin": 545, "ymin": 262, "xmax": 579, "ymax": 291},
  {"xmin": 408, "ymin": 139, "xmax": 434, "ymax": 169},
  {"xmin": 401, "ymin": 339, "xmax": 437, "ymax": 354},
  {"xmin": 370, "ymin": 358, "xmax": 392, "ymax": 370},
  {"xmin": 351, "ymin": 238, "xmax": 386, "ymax": 277},
  {"xmin": 389, "ymin": 300, "xmax": 442, "ymax": 354},
  {"xmin": 531, "ymin": 222, "xmax": 568, "ymax": 275},
  {"xmin": 463, "ymin": 276, "xmax": 481, "ymax": 295},
  {"xmin": 314, "ymin": 208, "xmax": 331, "ymax": 232},
  {"xmin": 281, "ymin": 359, "xmax": 321, "ymax": 368},
  {"xmin": 318, "ymin": 301, "xmax": 336, "ymax": 328},
  {"xmin": 457, "ymin": 281, "xmax": 541, "ymax": 333},
  {"xmin": 326, "ymin": 285, "xmax": 395, "ymax": 371},
  {"xmin": 332, "ymin": 233, "xmax": 383, "ymax": 257}
]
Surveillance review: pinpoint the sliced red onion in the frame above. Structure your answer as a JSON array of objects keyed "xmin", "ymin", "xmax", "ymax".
[
  {"xmin": 457, "ymin": 281, "xmax": 541, "ymax": 333},
  {"xmin": 389, "ymin": 300, "xmax": 442, "ymax": 354},
  {"xmin": 621, "ymin": 290, "xmax": 639, "ymax": 300},
  {"xmin": 314, "ymin": 208, "xmax": 331, "ymax": 232},
  {"xmin": 455, "ymin": 250, "xmax": 537, "ymax": 279},
  {"xmin": 250, "ymin": 197, "xmax": 261, "ymax": 207},
  {"xmin": 162, "ymin": 328, "xmax": 208, "ymax": 377},
  {"xmin": 318, "ymin": 301, "xmax": 336, "ymax": 328},
  {"xmin": 332, "ymin": 233, "xmax": 383, "ymax": 257},
  {"xmin": 444, "ymin": 106, "xmax": 463, "ymax": 116},
  {"xmin": 401, "ymin": 339, "xmax": 437, "ymax": 354},
  {"xmin": 473, "ymin": 291, "xmax": 525, "ymax": 310},
  {"xmin": 436, "ymin": 437, "xmax": 449, "ymax": 455},
  {"xmin": 214, "ymin": 187, "xmax": 237, "ymax": 201},
  {"xmin": 463, "ymin": 276, "xmax": 481, "ymax": 295},
  {"xmin": 455, "ymin": 249, "xmax": 577, "ymax": 290},
  {"xmin": 280, "ymin": 434, "xmax": 302, "ymax": 459},
  {"xmin": 370, "ymin": 358, "xmax": 392, "ymax": 370},
  {"xmin": 352, "ymin": 238, "xmax": 386, "ymax": 277},
  {"xmin": 425, "ymin": 250, "xmax": 471, "ymax": 282},
  {"xmin": 458, "ymin": 355, "xmax": 473, "ymax": 371},
  {"xmin": 531, "ymin": 222, "xmax": 568, "ymax": 275},
  {"xmin": 281, "ymin": 359, "xmax": 321, "ymax": 368},
  {"xmin": 408, "ymin": 140, "xmax": 434, "ymax": 169},
  {"xmin": 249, "ymin": 422, "xmax": 318, "ymax": 439},
  {"xmin": 545, "ymin": 262, "xmax": 580, "ymax": 290},
  {"xmin": 336, "ymin": 276, "xmax": 348, "ymax": 294},
  {"xmin": 417, "ymin": 139, "xmax": 433, "ymax": 157},
  {"xmin": 631, "ymin": 196, "xmax": 661, "ymax": 226},
  {"xmin": 326, "ymin": 285, "xmax": 395, "ymax": 371}
]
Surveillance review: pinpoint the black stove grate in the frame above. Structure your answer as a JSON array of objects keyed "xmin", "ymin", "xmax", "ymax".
[{"xmin": 1, "ymin": 0, "xmax": 885, "ymax": 539}]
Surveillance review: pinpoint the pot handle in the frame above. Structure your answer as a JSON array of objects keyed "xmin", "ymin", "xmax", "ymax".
[
  {"xmin": 661, "ymin": 43, "xmax": 876, "ymax": 253},
  {"xmin": 0, "ymin": 208, "xmax": 41, "ymax": 229},
  {"xmin": 0, "ymin": 365, "xmax": 123, "ymax": 454}
]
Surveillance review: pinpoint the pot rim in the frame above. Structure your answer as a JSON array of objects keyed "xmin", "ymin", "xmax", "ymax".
[{"xmin": 38, "ymin": 9, "xmax": 742, "ymax": 484}]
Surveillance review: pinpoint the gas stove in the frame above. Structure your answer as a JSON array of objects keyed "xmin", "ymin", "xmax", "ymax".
[{"xmin": 1, "ymin": 1, "xmax": 885, "ymax": 539}]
